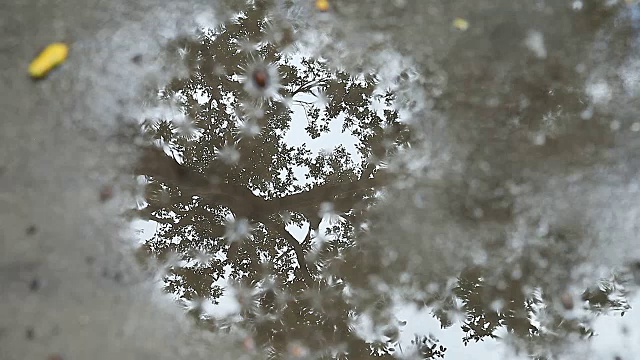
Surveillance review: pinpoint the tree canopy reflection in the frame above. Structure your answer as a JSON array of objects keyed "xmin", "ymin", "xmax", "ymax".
[{"xmin": 132, "ymin": 2, "xmax": 633, "ymax": 359}]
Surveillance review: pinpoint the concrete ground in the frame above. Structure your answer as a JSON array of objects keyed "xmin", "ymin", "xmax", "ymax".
[{"xmin": 0, "ymin": 1, "xmax": 255, "ymax": 359}]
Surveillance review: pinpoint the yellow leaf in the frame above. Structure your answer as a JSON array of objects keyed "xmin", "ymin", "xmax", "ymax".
[
  {"xmin": 29, "ymin": 42, "xmax": 69, "ymax": 79},
  {"xmin": 316, "ymin": 0, "xmax": 329, "ymax": 12},
  {"xmin": 453, "ymin": 17, "xmax": 469, "ymax": 31}
]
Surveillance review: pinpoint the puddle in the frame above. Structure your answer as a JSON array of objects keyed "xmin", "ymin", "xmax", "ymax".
[{"xmin": 3, "ymin": 0, "xmax": 640, "ymax": 359}]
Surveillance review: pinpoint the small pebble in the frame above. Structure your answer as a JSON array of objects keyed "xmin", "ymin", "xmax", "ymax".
[
  {"xmin": 252, "ymin": 68, "xmax": 268, "ymax": 88},
  {"xmin": 26, "ymin": 225, "xmax": 38, "ymax": 236},
  {"xmin": 26, "ymin": 327, "xmax": 34, "ymax": 340},
  {"xmin": 113, "ymin": 271, "xmax": 123, "ymax": 283},
  {"xmin": 29, "ymin": 278, "xmax": 40, "ymax": 292},
  {"xmin": 560, "ymin": 292, "xmax": 574, "ymax": 310},
  {"xmin": 99, "ymin": 185, "xmax": 113, "ymax": 202}
]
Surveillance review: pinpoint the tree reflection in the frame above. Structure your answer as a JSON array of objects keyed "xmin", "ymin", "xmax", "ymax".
[{"xmin": 131, "ymin": 2, "xmax": 633, "ymax": 359}]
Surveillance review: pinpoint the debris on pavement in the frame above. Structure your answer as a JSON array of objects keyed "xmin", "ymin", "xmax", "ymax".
[
  {"xmin": 453, "ymin": 17, "xmax": 469, "ymax": 31},
  {"xmin": 28, "ymin": 42, "xmax": 69, "ymax": 79},
  {"xmin": 316, "ymin": 0, "xmax": 329, "ymax": 12}
]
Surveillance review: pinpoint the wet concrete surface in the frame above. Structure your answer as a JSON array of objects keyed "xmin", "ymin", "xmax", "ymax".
[
  {"xmin": 3, "ymin": 1, "xmax": 640, "ymax": 359},
  {"xmin": 0, "ymin": 1, "xmax": 257, "ymax": 359}
]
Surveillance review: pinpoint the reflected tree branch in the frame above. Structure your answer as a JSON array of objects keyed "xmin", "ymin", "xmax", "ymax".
[
  {"xmin": 289, "ymin": 77, "xmax": 331, "ymax": 97},
  {"xmin": 266, "ymin": 220, "xmax": 314, "ymax": 286},
  {"xmin": 136, "ymin": 145, "xmax": 387, "ymax": 223}
]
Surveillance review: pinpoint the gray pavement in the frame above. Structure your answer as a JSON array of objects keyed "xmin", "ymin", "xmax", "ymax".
[
  {"xmin": 0, "ymin": 1, "xmax": 253, "ymax": 359},
  {"xmin": 2, "ymin": 0, "xmax": 640, "ymax": 359}
]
